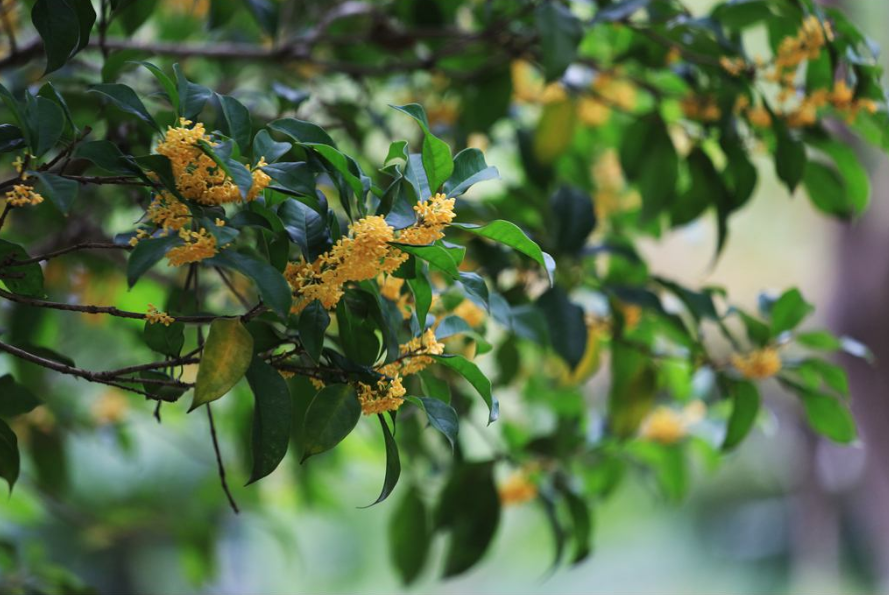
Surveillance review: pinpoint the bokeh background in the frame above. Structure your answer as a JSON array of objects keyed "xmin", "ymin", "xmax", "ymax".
[{"xmin": 2, "ymin": 0, "xmax": 889, "ymax": 593}]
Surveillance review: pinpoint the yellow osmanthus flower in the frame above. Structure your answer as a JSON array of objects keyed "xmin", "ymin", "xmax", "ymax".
[
  {"xmin": 163, "ymin": 0, "xmax": 209, "ymax": 17},
  {"xmin": 774, "ymin": 16, "xmax": 830, "ymax": 73},
  {"xmin": 454, "ymin": 299, "xmax": 485, "ymax": 328},
  {"xmin": 577, "ymin": 74, "xmax": 638, "ymax": 127},
  {"xmin": 746, "ymin": 105, "xmax": 772, "ymax": 128},
  {"xmin": 309, "ymin": 377, "xmax": 326, "ymax": 390},
  {"xmin": 731, "ymin": 347, "xmax": 782, "ymax": 379},
  {"xmin": 286, "ymin": 195, "xmax": 456, "ymax": 314},
  {"xmin": 145, "ymin": 304, "xmax": 175, "ymax": 326},
  {"xmin": 378, "ymin": 274, "xmax": 411, "ymax": 319},
  {"xmin": 358, "ymin": 374, "xmax": 406, "ymax": 416},
  {"xmin": 4, "ymin": 183, "xmax": 44, "ymax": 207},
  {"xmin": 91, "ymin": 389, "xmax": 129, "ymax": 425},
  {"xmin": 147, "ymin": 193, "xmax": 191, "ymax": 232},
  {"xmin": 681, "ymin": 94, "xmax": 721, "ymax": 122},
  {"xmin": 166, "ymin": 228, "xmax": 218, "ymax": 266},
  {"xmin": 720, "ymin": 56, "xmax": 747, "ymax": 77},
  {"xmin": 155, "ymin": 118, "xmax": 270, "ymax": 205},
  {"xmin": 499, "ymin": 472, "xmax": 538, "ymax": 506},
  {"xmin": 378, "ymin": 328, "xmax": 445, "ymax": 378},
  {"xmin": 639, "ymin": 401, "xmax": 706, "ymax": 445}
]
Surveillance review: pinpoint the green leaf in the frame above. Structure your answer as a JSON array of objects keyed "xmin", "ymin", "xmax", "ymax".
[
  {"xmin": 140, "ymin": 371, "xmax": 188, "ymax": 402},
  {"xmin": 31, "ymin": 0, "xmax": 92, "ymax": 74},
  {"xmin": 143, "ymin": 320, "xmax": 185, "ymax": 357},
  {"xmin": 808, "ymin": 137, "xmax": 870, "ymax": 216},
  {"xmin": 594, "ymin": 0, "xmax": 652, "ymax": 22},
  {"xmin": 298, "ymin": 300, "xmax": 329, "ymax": 364},
  {"xmin": 0, "ymin": 375, "xmax": 41, "ymax": 418},
  {"xmin": 31, "ymin": 172, "xmax": 78, "ymax": 215},
  {"xmin": 174, "ymin": 63, "xmax": 212, "ymax": 119},
  {"xmin": 132, "ymin": 61, "xmax": 179, "ymax": 114},
  {"xmin": 799, "ymin": 389, "xmax": 856, "ymax": 443},
  {"xmin": 363, "ymin": 415, "xmax": 401, "ymax": 507},
  {"xmin": 389, "ymin": 486, "xmax": 431, "ymax": 586},
  {"xmin": 436, "ymin": 461, "xmax": 500, "ymax": 577},
  {"xmin": 408, "ymin": 266, "xmax": 432, "ymax": 328},
  {"xmin": 390, "ymin": 104, "xmax": 454, "ymax": 193},
  {"xmin": 245, "ymin": 358, "xmax": 292, "ymax": 484},
  {"xmin": 775, "ymin": 122, "xmax": 806, "ymax": 192},
  {"xmin": 535, "ymin": 2, "xmax": 583, "ymax": 81},
  {"xmin": 770, "ymin": 288, "xmax": 813, "ymax": 335},
  {"xmin": 550, "ymin": 186, "xmax": 596, "ymax": 254},
  {"xmin": 268, "ymin": 118, "xmax": 336, "ymax": 146},
  {"xmin": 263, "ymin": 162, "xmax": 316, "ymax": 197},
  {"xmin": 0, "ymin": 240, "xmax": 44, "ymax": 297},
  {"xmin": 0, "ymin": 418, "xmax": 19, "ymax": 493},
  {"xmin": 189, "ymin": 318, "xmax": 255, "ymax": 411},
  {"xmin": 563, "ymin": 490, "xmax": 593, "ymax": 564},
  {"xmin": 252, "ymin": 129, "xmax": 291, "ymax": 164},
  {"xmin": 218, "ymin": 94, "xmax": 253, "ymax": 155},
  {"xmin": 796, "ymin": 330, "xmax": 842, "ymax": 351},
  {"xmin": 722, "ymin": 380, "xmax": 760, "ymax": 451},
  {"xmin": 432, "ymin": 354, "xmax": 497, "ymax": 424},
  {"xmin": 537, "ymin": 286, "xmax": 587, "ymax": 369},
  {"xmin": 391, "ymin": 243, "xmax": 459, "ymax": 279},
  {"xmin": 244, "ymin": 0, "xmax": 278, "ymax": 37},
  {"xmin": 206, "ymin": 250, "xmax": 292, "ymax": 319},
  {"xmin": 126, "ymin": 234, "xmax": 181, "ymax": 288},
  {"xmin": 620, "ymin": 114, "xmax": 678, "ymax": 220},
  {"xmin": 406, "ymin": 396, "xmax": 458, "ymax": 449},
  {"xmin": 608, "ymin": 343, "xmax": 657, "ymax": 438},
  {"xmin": 443, "ymin": 148, "xmax": 499, "ymax": 198},
  {"xmin": 74, "ymin": 140, "xmax": 133, "ymax": 175},
  {"xmin": 196, "ymin": 139, "xmax": 254, "ymax": 200},
  {"xmin": 29, "ymin": 96, "xmax": 65, "ymax": 158},
  {"xmin": 452, "ymin": 220, "xmax": 555, "ymax": 285},
  {"xmin": 89, "ymin": 84, "xmax": 160, "ymax": 132},
  {"xmin": 301, "ymin": 383, "xmax": 361, "ymax": 461}
]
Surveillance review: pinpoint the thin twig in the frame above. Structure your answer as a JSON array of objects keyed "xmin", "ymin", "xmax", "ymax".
[{"xmin": 207, "ymin": 404, "xmax": 239, "ymax": 514}]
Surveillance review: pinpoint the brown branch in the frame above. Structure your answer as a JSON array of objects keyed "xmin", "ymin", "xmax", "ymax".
[
  {"xmin": 0, "ymin": 287, "xmax": 264, "ymax": 324},
  {"xmin": 206, "ymin": 404, "xmax": 239, "ymax": 514},
  {"xmin": 0, "ymin": 340, "xmax": 189, "ymax": 400},
  {"xmin": 9, "ymin": 242, "xmax": 131, "ymax": 266}
]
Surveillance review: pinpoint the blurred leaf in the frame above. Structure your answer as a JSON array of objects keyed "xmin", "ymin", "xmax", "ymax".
[
  {"xmin": 143, "ymin": 320, "xmax": 185, "ymax": 357},
  {"xmin": 722, "ymin": 380, "xmax": 760, "ymax": 451},
  {"xmin": 620, "ymin": 114, "xmax": 678, "ymax": 220},
  {"xmin": 536, "ymin": 2, "xmax": 583, "ymax": 80},
  {"xmin": 207, "ymin": 250, "xmax": 292, "ymax": 319},
  {"xmin": 436, "ymin": 461, "xmax": 500, "ymax": 578},
  {"xmin": 190, "ymin": 318, "xmax": 255, "ymax": 411},
  {"xmin": 0, "ymin": 419, "xmax": 19, "ymax": 492},
  {"xmin": 770, "ymin": 288, "xmax": 813, "ymax": 335},
  {"xmin": 608, "ymin": 343, "xmax": 657, "ymax": 438},
  {"xmin": 389, "ymin": 486, "xmax": 430, "ymax": 585},
  {"xmin": 0, "ymin": 240, "xmax": 45, "ymax": 297},
  {"xmin": 798, "ymin": 388, "xmax": 857, "ymax": 443},
  {"xmin": 0, "ymin": 375, "xmax": 40, "ymax": 418},
  {"xmin": 88, "ymin": 84, "xmax": 160, "ymax": 132},
  {"xmin": 537, "ymin": 286, "xmax": 586, "ymax": 369},
  {"xmin": 550, "ymin": 186, "xmax": 596, "ymax": 254}
]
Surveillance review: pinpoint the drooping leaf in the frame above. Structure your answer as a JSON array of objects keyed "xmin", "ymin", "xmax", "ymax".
[
  {"xmin": 432, "ymin": 354, "xmax": 497, "ymax": 424},
  {"xmin": 190, "ymin": 318, "xmax": 255, "ymax": 411},
  {"xmin": 0, "ymin": 375, "xmax": 41, "ymax": 418},
  {"xmin": 298, "ymin": 300, "xmax": 329, "ymax": 364},
  {"xmin": 88, "ymin": 84, "xmax": 161, "ymax": 132},
  {"xmin": 301, "ymin": 383, "xmax": 361, "ymax": 461},
  {"xmin": 389, "ymin": 486, "xmax": 431, "ymax": 585},
  {"xmin": 363, "ymin": 415, "xmax": 401, "ymax": 506},
  {"xmin": 0, "ymin": 418, "xmax": 19, "ymax": 493},
  {"xmin": 406, "ymin": 396, "xmax": 458, "ymax": 449},
  {"xmin": 722, "ymin": 380, "xmax": 760, "ymax": 451},
  {"xmin": 245, "ymin": 358, "xmax": 292, "ymax": 484}
]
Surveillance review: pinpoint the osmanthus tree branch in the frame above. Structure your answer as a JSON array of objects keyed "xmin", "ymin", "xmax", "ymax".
[
  {"xmin": 0, "ymin": 287, "xmax": 266, "ymax": 324},
  {"xmin": 9, "ymin": 242, "xmax": 132, "ymax": 266},
  {"xmin": 0, "ymin": 340, "xmax": 191, "ymax": 400}
]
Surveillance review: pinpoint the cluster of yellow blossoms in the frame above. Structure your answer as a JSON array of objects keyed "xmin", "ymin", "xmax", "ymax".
[
  {"xmin": 713, "ymin": 16, "xmax": 878, "ymax": 129},
  {"xmin": 155, "ymin": 119, "xmax": 270, "ymax": 206},
  {"xmin": 680, "ymin": 94, "xmax": 722, "ymax": 123},
  {"xmin": 591, "ymin": 149, "xmax": 640, "ymax": 220},
  {"xmin": 145, "ymin": 304, "xmax": 175, "ymax": 326},
  {"xmin": 731, "ymin": 346, "xmax": 782, "ymax": 380},
  {"xmin": 3, "ymin": 156, "xmax": 44, "ymax": 207},
  {"xmin": 498, "ymin": 470, "xmax": 539, "ymax": 506},
  {"xmin": 130, "ymin": 119, "xmax": 271, "ymax": 266},
  {"xmin": 357, "ymin": 328, "xmax": 446, "ymax": 415},
  {"xmin": 639, "ymin": 401, "xmax": 706, "ymax": 445},
  {"xmin": 285, "ymin": 193, "xmax": 456, "ymax": 314}
]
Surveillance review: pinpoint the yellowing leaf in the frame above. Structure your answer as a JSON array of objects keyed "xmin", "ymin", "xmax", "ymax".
[{"xmin": 189, "ymin": 318, "xmax": 254, "ymax": 411}]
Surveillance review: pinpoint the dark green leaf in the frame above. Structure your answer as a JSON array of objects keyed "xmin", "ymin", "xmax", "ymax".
[
  {"xmin": 363, "ymin": 415, "xmax": 400, "ymax": 506},
  {"xmin": 126, "ymin": 234, "xmax": 181, "ymax": 288},
  {"xmin": 443, "ymin": 148, "xmax": 500, "ymax": 197},
  {"xmin": 407, "ymin": 396, "xmax": 458, "ymax": 449},
  {"xmin": 207, "ymin": 250, "xmax": 292, "ymax": 319},
  {"xmin": 245, "ymin": 358, "xmax": 292, "ymax": 484},
  {"xmin": 389, "ymin": 486, "xmax": 430, "ymax": 586},
  {"xmin": 536, "ymin": 2, "xmax": 583, "ymax": 80},
  {"xmin": 0, "ymin": 418, "xmax": 19, "ymax": 493},
  {"xmin": 537, "ymin": 286, "xmax": 586, "ymax": 369},
  {"xmin": 218, "ymin": 94, "xmax": 253, "ymax": 155},
  {"xmin": 301, "ymin": 383, "xmax": 361, "ymax": 461},
  {"xmin": 31, "ymin": 0, "xmax": 82, "ymax": 74},
  {"xmin": 0, "ymin": 375, "xmax": 41, "ymax": 418},
  {"xmin": 432, "ymin": 354, "xmax": 497, "ymax": 424},
  {"xmin": 88, "ymin": 84, "xmax": 160, "ymax": 132},
  {"xmin": 620, "ymin": 114, "xmax": 678, "ymax": 220},
  {"xmin": 0, "ymin": 240, "xmax": 45, "ymax": 297},
  {"xmin": 550, "ymin": 186, "xmax": 596, "ymax": 254},
  {"xmin": 143, "ymin": 320, "xmax": 185, "ymax": 357},
  {"xmin": 252, "ymin": 130, "xmax": 292, "ymax": 164},
  {"xmin": 298, "ymin": 300, "xmax": 329, "ymax": 364},
  {"xmin": 31, "ymin": 172, "xmax": 78, "ymax": 215}
]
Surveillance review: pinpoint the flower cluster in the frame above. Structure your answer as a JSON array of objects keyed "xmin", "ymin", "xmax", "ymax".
[
  {"xmin": 680, "ymin": 94, "xmax": 722, "ymax": 122},
  {"xmin": 4, "ymin": 183, "xmax": 44, "ymax": 207},
  {"xmin": 498, "ymin": 471, "xmax": 538, "ymax": 506},
  {"xmin": 356, "ymin": 328, "xmax": 446, "ymax": 416},
  {"xmin": 166, "ymin": 228, "xmax": 218, "ymax": 267},
  {"xmin": 731, "ymin": 347, "xmax": 782, "ymax": 379},
  {"xmin": 145, "ymin": 304, "xmax": 175, "ymax": 326},
  {"xmin": 146, "ymin": 193, "xmax": 191, "ymax": 232},
  {"xmin": 285, "ymin": 194, "xmax": 456, "ymax": 314},
  {"xmin": 155, "ymin": 119, "xmax": 270, "ymax": 205},
  {"xmin": 638, "ymin": 401, "xmax": 706, "ymax": 445}
]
